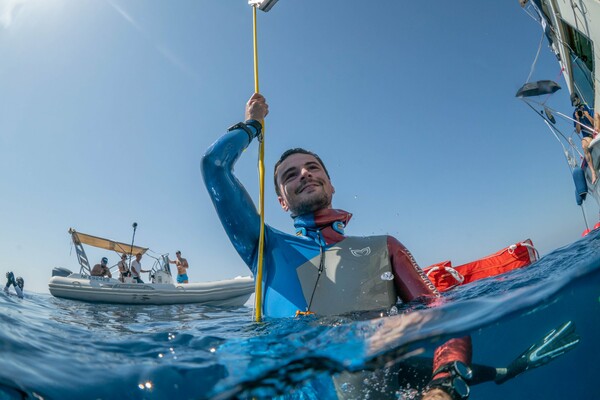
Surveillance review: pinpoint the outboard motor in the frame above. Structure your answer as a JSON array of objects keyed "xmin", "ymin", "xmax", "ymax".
[{"xmin": 52, "ymin": 267, "xmax": 73, "ymax": 277}]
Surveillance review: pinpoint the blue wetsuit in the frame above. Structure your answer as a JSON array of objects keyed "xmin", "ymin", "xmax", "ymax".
[{"xmin": 201, "ymin": 126, "xmax": 445, "ymax": 318}]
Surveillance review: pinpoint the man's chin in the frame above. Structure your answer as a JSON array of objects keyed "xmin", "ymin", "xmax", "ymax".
[{"xmin": 290, "ymin": 197, "xmax": 331, "ymax": 216}]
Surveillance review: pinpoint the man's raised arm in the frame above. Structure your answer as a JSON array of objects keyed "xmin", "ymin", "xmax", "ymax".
[{"xmin": 201, "ymin": 94, "xmax": 269, "ymax": 270}]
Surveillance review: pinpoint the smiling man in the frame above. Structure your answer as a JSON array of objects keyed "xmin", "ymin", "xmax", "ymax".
[{"xmin": 201, "ymin": 93, "xmax": 471, "ymax": 400}]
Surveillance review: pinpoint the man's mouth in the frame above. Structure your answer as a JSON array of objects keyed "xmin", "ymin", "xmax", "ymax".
[{"xmin": 297, "ymin": 181, "xmax": 320, "ymax": 194}]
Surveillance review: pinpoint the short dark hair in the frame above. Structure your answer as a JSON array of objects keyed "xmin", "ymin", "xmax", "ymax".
[
  {"xmin": 273, "ymin": 148, "xmax": 330, "ymax": 196},
  {"xmin": 176, "ymin": 251, "xmax": 181, "ymax": 255}
]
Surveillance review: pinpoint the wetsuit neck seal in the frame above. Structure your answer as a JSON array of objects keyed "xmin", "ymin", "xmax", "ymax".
[{"xmin": 293, "ymin": 209, "xmax": 351, "ymax": 242}]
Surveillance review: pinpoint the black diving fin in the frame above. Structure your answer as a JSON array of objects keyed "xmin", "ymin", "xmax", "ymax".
[{"xmin": 495, "ymin": 320, "xmax": 580, "ymax": 384}]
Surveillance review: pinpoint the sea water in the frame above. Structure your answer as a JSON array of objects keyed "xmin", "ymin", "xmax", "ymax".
[{"xmin": 1, "ymin": 230, "xmax": 599, "ymax": 399}]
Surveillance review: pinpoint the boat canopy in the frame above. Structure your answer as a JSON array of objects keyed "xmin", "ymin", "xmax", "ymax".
[{"xmin": 69, "ymin": 228, "xmax": 148, "ymax": 255}]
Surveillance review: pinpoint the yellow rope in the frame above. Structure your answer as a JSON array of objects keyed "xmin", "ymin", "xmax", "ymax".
[{"xmin": 252, "ymin": 5, "xmax": 265, "ymax": 322}]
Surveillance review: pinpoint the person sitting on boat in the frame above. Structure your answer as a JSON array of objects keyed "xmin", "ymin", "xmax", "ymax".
[
  {"xmin": 91, "ymin": 257, "xmax": 112, "ymax": 278},
  {"xmin": 117, "ymin": 254, "xmax": 131, "ymax": 282},
  {"xmin": 131, "ymin": 252, "xmax": 150, "ymax": 283},
  {"xmin": 4, "ymin": 271, "xmax": 24, "ymax": 299},
  {"xmin": 572, "ymin": 92, "xmax": 598, "ymax": 184},
  {"xmin": 169, "ymin": 250, "xmax": 189, "ymax": 284},
  {"xmin": 202, "ymin": 93, "xmax": 472, "ymax": 400}
]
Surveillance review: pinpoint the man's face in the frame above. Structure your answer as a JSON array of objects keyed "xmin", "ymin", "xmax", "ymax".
[{"xmin": 275, "ymin": 153, "xmax": 334, "ymax": 216}]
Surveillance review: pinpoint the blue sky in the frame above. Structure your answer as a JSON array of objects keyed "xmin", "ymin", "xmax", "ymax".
[{"xmin": 1, "ymin": 0, "xmax": 595, "ymax": 294}]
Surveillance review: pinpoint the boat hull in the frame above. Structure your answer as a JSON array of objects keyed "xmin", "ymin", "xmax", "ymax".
[{"xmin": 48, "ymin": 274, "xmax": 255, "ymax": 306}]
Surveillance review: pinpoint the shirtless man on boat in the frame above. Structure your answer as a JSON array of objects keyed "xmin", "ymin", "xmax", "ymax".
[
  {"xmin": 169, "ymin": 251, "xmax": 189, "ymax": 283},
  {"xmin": 202, "ymin": 93, "xmax": 472, "ymax": 400},
  {"xmin": 91, "ymin": 257, "xmax": 112, "ymax": 278}
]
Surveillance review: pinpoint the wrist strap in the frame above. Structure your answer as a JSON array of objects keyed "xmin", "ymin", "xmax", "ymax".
[
  {"xmin": 227, "ymin": 122, "xmax": 256, "ymax": 143},
  {"xmin": 245, "ymin": 119, "xmax": 263, "ymax": 140}
]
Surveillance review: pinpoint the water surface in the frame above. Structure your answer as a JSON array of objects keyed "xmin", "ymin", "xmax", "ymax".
[{"xmin": 2, "ymin": 230, "xmax": 599, "ymax": 399}]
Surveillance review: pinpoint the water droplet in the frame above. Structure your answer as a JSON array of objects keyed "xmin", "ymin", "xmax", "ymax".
[
  {"xmin": 341, "ymin": 383, "xmax": 352, "ymax": 393},
  {"xmin": 380, "ymin": 271, "xmax": 394, "ymax": 281}
]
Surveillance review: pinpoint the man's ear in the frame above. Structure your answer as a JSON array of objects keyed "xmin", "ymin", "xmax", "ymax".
[{"xmin": 278, "ymin": 196, "xmax": 290, "ymax": 212}]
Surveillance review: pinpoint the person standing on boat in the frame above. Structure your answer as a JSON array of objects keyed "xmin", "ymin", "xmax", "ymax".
[
  {"xmin": 117, "ymin": 254, "xmax": 131, "ymax": 282},
  {"xmin": 202, "ymin": 93, "xmax": 472, "ymax": 400},
  {"xmin": 572, "ymin": 92, "xmax": 598, "ymax": 184},
  {"xmin": 169, "ymin": 251, "xmax": 189, "ymax": 284},
  {"xmin": 131, "ymin": 252, "xmax": 150, "ymax": 283},
  {"xmin": 4, "ymin": 272, "xmax": 24, "ymax": 299},
  {"xmin": 91, "ymin": 257, "xmax": 112, "ymax": 278}
]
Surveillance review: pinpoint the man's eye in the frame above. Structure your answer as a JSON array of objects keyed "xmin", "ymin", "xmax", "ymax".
[{"xmin": 283, "ymin": 173, "xmax": 296, "ymax": 182}]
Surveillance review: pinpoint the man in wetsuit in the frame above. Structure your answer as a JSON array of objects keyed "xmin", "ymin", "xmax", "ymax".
[
  {"xmin": 202, "ymin": 93, "xmax": 471, "ymax": 400},
  {"xmin": 4, "ymin": 272, "xmax": 24, "ymax": 299},
  {"xmin": 572, "ymin": 92, "xmax": 598, "ymax": 184}
]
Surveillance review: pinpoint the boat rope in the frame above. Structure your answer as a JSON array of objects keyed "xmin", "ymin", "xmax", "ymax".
[
  {"xmin": 522, "ymin": 99, "xmax": 587, "ymax": 151},
  {"xmin": 508, "ymin": 242, "xmax": 540, "ymax": 261},
  {"xmin": 525, "ymin": 29, "xmax": 545, "ymax": 84},
  {"xmin": 522, "ymin": 2, "xmax": 544, "ymax": 25},
  {"xmin": 522, "ymin": 1, "xmax": 585, "ymax": 85},
  {"xmin": 251, "ymin": 4, "xmax": 266, "ymax": 323},
  {"xmin": 425, "ymin": 265, "xmax": 465, "ymax": 284},
  {"xmin": 580, "ymin": 205, "xmax": 590, "ymax": 231},
  {"xmin": 525, "ymin": 98, "xmax": 596, "ymax": 141}
]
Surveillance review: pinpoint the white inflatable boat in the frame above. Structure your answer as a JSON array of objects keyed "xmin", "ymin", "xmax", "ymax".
[
  {"xmin": 48, "ymin": 228, "xmax": 254, "ymax": 306},
  {"xmin": 48, "ymin": 272, "xmax": 254, "ymax": 306}
]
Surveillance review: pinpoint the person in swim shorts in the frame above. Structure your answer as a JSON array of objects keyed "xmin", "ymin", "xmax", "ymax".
[
  {"xmin": 202, "ymin": 93, "xmax": 471, "ymax": 400},
  {"xmin": 169, "ymin": 251, "xmax": 189, "ymax": 283}
]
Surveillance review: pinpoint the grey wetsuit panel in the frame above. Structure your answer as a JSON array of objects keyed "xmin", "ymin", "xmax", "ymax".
[{"xmin": 296, "ymin": 236, "xmax": 396, "ymax": 316}]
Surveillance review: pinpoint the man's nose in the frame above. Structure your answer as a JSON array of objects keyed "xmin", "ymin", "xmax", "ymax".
[{"xmin": 300, "ymin": 168, "xmax": 312, "ymax": 178}]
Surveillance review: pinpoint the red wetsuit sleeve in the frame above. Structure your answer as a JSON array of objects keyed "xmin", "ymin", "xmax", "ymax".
[
  {"xmin": 387, "ymin": 236, "xmax": 439, "ymax": 301},
  {"xmin": 432, "ymin": 336, "xmax": 473, "ymax": 378},
  {"xmin": 387, "ymin": 237, "xmax": 472, "ymax": 377}
]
